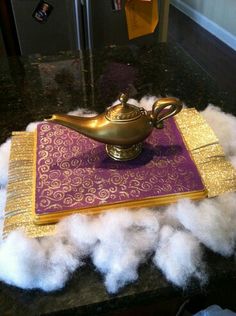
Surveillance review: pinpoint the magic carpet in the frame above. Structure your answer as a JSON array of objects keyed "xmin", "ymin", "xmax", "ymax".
[{"xmin": 3, "ymin": 108, "xmax": 236, "ymax": 238}]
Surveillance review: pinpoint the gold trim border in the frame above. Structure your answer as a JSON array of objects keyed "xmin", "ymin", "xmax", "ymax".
[
  {"xmin": 3, "ymin": 132, "xmax": 55, "ymax": 239},
  {"xmin": 175, "ymin": 108, "xmax": 236, "ymax": 197}
]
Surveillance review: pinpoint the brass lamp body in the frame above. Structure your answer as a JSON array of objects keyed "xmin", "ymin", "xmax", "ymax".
[{"xmin": 47, "ymin": 94, "xmax": 183, "ymax": 161}]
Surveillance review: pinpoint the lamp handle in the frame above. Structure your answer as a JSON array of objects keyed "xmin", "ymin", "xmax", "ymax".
[{"xmin": 151, "ymin": 97, "xmax": 183, "ymax": 128}]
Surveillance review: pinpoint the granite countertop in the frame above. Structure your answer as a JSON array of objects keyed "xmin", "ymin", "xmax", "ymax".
[
  {"xmin": 1, "ymin": 43, "xmax": 235, "ymax": 144},
  {"xmin": 0, "ymin": 43, "xmax": 236, "ymax": 315}
]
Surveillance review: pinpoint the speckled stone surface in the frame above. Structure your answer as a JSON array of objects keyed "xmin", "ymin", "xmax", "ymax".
[{"xmin": 0, "ymin": 44, "xmax": 236, "ymax": 315}]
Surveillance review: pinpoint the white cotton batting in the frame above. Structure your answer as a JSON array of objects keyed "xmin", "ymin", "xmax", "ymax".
[
  {"xmin": 92, "ymin": 208, "xmax": 159, "ymax": 293},
  {"xmin": 153, "ymin": 225, "xmax": 207, "ymax": 287},
  {"xmin": 0, "ymin": 138, "xmax": 11, "ymax": 187},
  {"xmin": 0, "ymin": 230, "xmax": 82, "ymax": 291},
  {"xmin": 229, "ymin": 155, "xmax": 236, "ymax": 169},
  {"xmin": 26, "ymin": 121, "xmax": 41, "ymax": 132},
  {"xmin": 139, "ymin": 95, "xmax": 158, "ymax": 111},
  {"xmin": 0, "ymin": 230, "xmax": 47, "ymax": 289},
  {"xmin": 56, "ymin": 214, "xmax": 101, "ymax": 257},
  {"xmin": 201, "ymin": 105, "xmax": 236, "ymax": 157},
  {"xmin": 169, "ymin": 194, "xmax": 236, "ymax": 256},
  {"xmin": 37, "ymin": 235, "xmax": 82, "ymax": 291},
  {"xmin": 155, "ymin": 206, "xmax": 182, "ymax": 230},
  {"xmin": 0, "ymin": 188, "xmax": 7, "ymax": 241},
  {"xmin": 0, "ymin": 209, "xmax": 160, "ymax": 293}
]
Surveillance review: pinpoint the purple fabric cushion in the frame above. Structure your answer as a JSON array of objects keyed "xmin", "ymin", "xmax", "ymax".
[{"xmin": 35, "ymin": 118, "xmax": 205, "ymax": 216}]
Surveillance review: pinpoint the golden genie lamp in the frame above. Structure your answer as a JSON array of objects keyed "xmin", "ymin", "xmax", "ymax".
[{"xmin": 47, "ymin": 94, "xmax": 183, "ymax": 161}]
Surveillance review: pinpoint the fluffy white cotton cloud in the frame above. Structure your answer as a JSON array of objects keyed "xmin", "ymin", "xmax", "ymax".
[
  {"xmin": 139, "ymin": 95, "xmax": 158, "ymax": 111},
  {"xmin": 26, "ymin": 121, "xmax": 41, "ymax": 132},
  {"xmin": 153, "ymin": 225, "xmax": 207, "ymax": 287},
  {"xmin": 92, "ymin": 209, "xmax": 159, "ymax": 293},
  {"xmin": 0, "ymin": 209, "xmax": 161, "ymax": 293},
  {"xmin": 37, "ymin": 235, "xmax": 82, "ymax": 291},
  {"xmin": 56, "ymin": 214, "xmax": 101, "ymax": 257},
  {"xmin": 169, "ymin": 194, "xmax": 236, "ymax": 256},
  {"xmin": 0, "ymin": 188, "xmax": 7, "ymax": 241},
  {"xmin": 0, "ymin": 230, "xmax": 82, "ymax": 291},
  {"xmin": 0, "ymin": 138, "xmax": 11, "ymax": 187},
  {"xmin": 230, "ymin": 155, "xmax": 236, "ymax": 168},
  {"xmin": 0, "ymin": 231, "xmax": 47, "ymax": 289}
]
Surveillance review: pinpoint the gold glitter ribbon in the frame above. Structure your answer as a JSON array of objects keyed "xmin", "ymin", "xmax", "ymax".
[
  {"xmin": 175, "ymin": 108, "xmax": 236, "ymax": 197},
  {"xmin": 3, "ymin": 109, "xmax": 236, "ymax": 238},
  {"xmin": 3, "ymin": 132, "xmax": 55, "ymax": 239}
]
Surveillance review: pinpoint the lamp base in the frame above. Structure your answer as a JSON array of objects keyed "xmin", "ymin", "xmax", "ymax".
[{"xmin": 106, "ymin": 143, "xmax": 142, "ymax": 161}]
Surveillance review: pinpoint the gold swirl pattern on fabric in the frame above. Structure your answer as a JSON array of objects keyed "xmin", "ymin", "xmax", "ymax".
[
  {"xmin": 33, "ymin": 117, "xmax": 206, "ymax": 225},
  {"xmin": 175, "ymin": 108, "xmax": 236, "ymax": 197}
]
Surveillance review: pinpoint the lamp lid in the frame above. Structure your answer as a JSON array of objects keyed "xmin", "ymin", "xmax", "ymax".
[{"xmin": 105, "ymin": 93, "xmax": 142, "ymax": 122}]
